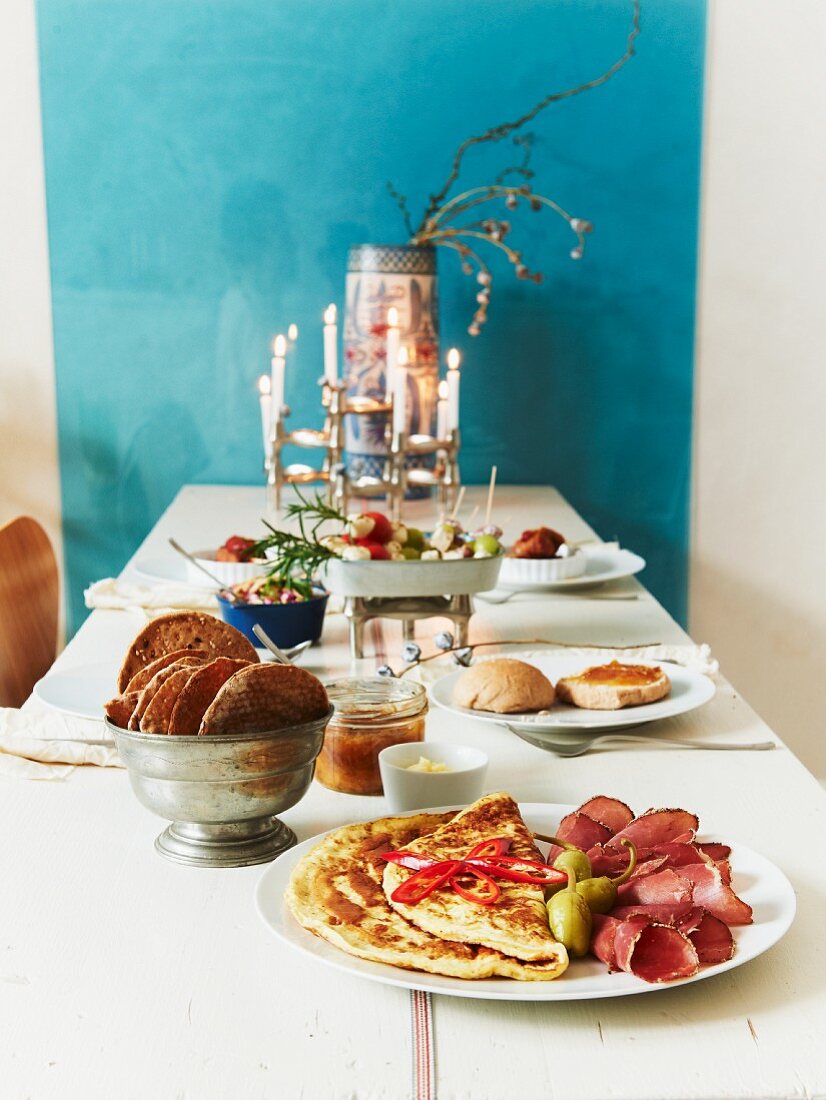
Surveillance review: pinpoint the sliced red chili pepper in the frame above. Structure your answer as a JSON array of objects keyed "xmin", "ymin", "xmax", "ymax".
[
  {"xmin": 467, "ymin": 856, "xmax": 568, "ymax": 885},
  {"xmin": 390, "ymin": 860, "xmax": 462, "ymax": 904},
  {"xmin": 463, "ymin": 837, "xmax": 512, "ymax": 861},
  {"xmin": 450, "ymin": 865, "xmax": 500, "ymax": 905},
  {"xmin": 380, "ymin": 850, "xmax": 437, "ymax": 872}
]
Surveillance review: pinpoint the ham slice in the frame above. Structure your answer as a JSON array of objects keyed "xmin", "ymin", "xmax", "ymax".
[
  {"xmin": 677, "ymin": 910, "xmax": 735, "ymax": 964},
  {"xmin": 577, "ymin": 796, "xmax": 634, "ymax": 834},
  {"xmin": 698, "ymin": 842, "xmax": 731, "ymax": 861},
  {"xmin": 673, "ymin": 863, "xmax": 753, "ymax": 925},
  {"xmin": 617, "ymin": 868, "xmax": 694, "ymax": 908},
  {"xmin": 610, "ymin": 808, "xmax": 699, "ymax": 849},
  {"xmin": 611, "ymin": 902, "xmax": 696, "ymax": 924},
  {"xmin": 591, "ymin": 914, "xmax": 700, "ymax": 983},
  {"xmin": 550, "ymin": 811, "xmax": 612, "ymax": 857}
]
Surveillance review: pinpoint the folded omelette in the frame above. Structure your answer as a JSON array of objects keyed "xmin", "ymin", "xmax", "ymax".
[{"xmin": 286, "ymin": 793, "xmax": 569, "ymax": 981}]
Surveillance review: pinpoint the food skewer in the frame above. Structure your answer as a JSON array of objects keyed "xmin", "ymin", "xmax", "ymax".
[
  {"xmin": 450, "ymin": 486, "xmax": 466, "ymax": 520},
  {"xmin": 484, "ymin": 465, "xmax": 498, "ymax": 528}
]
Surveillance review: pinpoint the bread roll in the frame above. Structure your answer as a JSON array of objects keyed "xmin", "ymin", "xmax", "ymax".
[
  {"xmin": 453, "ymin": 659, "xmax": 555, "ymax": 714},
  {"xmin": 555, "ymin": 662, "xmax": 671, "ymax": 710}
]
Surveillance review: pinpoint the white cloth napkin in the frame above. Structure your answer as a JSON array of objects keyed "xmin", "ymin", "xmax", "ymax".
[
  {"xmin": 85, "ymin": 577, "xmax": 218, "ymax": 615},
  {"xmin": 408, "ymin": 643, "xmax": 719, "ymax": 686},
  {"xmin": 0, "ymin": 707, "xmax": 123, "ymax": 780}
]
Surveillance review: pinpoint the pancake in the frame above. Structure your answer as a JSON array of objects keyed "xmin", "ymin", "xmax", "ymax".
[
  {"xmin": 286, "ymin": 809, "xmax": 569, "ymax": 981},
  {"xmin": 384, "ymin": 793, "xmax": 564, "ymax": 963}
]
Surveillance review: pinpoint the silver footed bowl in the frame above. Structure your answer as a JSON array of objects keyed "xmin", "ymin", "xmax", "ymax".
[{"xmin": 105, "ymin": 705, "xmax": 333, "ymax": 869}]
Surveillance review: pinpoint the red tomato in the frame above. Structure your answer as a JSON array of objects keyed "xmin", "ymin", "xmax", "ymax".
[
  {"xmin": 355, "ymin": 538, "xmax": 390, "ymax": 560},
  {"xmin": 362, "ymin": 512, "xmax": 394, "ymax": 544}
]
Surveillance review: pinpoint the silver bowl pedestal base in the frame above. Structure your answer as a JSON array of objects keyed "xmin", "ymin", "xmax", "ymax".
[{"xmin": 155, "ymin": 817, "xmax": 297, "ymax": 868}]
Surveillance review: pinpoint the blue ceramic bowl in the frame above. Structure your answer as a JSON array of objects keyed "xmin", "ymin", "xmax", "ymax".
[{"xmin": 216, "ymin": 589, "xmax": 329, "ymax": 648}]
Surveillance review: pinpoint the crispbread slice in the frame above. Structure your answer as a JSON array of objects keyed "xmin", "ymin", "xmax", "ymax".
[
  {"xmin": 127, "ymin": 658, "xmax": 204, "ymax": 730},
  {"xmin": 168, "ymin": 657, "xmax": 251, "ymax": 736},
  {"xmin": 104, "ymin": 692, "xmax": 140, "ymax": 729},
  {"xmin": 116, "ymin": 612, "xmax": 258, "ymax": 692},
  {"xmin": 124, "ymin": 649, "xmax": 207, "ymax": 694},
  {"xmin": 140, "ymin": 666, "xmax": 202, "ymax": 734},
  {"xmin": 198, "ymin": 664, "xmax": 329, "ymax": 736}
]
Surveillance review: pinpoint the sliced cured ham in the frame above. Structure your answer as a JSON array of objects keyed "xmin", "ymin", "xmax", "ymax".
[
  {"xmin": 577, "ymin": 796, "xmax": 634, "ymax": 834},
  {"xmin": 610, "ymin": 808, "xmax": 700, "ymax": 849},
  {"xmin": 676, "ymin": 909, "xmax": 735, "ymax": 964},
  {"xmin": 591, "ymin": 914, "xmax": 700, "ymax": 983},
  {"xmin": 617, "ymin": 868, "xmax": 694, "ymax": 908},
  {"xmin": 697, "ymin": 842, "xmax": 731, "ymax": 861},
  {"xmin": 551, "ymin": 811, "xmax": 612, "ymax": 855},
  {"xmin": 611, "ymin": 902, "xmax": 696, "ymax": 924},
  {"xmin": 673, "ymin": 862, "xmax": 753, "ymax": 925}
]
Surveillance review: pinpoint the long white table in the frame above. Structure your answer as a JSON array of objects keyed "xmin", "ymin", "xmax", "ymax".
[{"xmin": 3, "ymin": 485, "xmax": 824, "ymax": 1100}]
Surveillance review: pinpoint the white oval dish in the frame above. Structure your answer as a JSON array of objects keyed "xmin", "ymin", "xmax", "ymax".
[
  {"xmin": 499, "ymin": 550, "xmax": 587, "ymax": 586},
  {"xmin": 321, "ymin": 553, "xmax": 503, "ymax": 598}
]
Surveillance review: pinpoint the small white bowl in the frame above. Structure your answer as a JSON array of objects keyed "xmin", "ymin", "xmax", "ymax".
[
  {"xmin": 378, "ymin": 742, "xmax": 488, "ymax": 813},
  {"xmin": 184, "ymin": 550, "xmax": 269, "ymax": 587},
  {"xmin": 498, "ymin": 548, "xmax": 587, "ymax": 587}
]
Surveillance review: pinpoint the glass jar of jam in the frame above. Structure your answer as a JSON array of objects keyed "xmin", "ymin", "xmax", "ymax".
[{"xmin": 315, "ymin": 678, "xmax": 428, "ymax": 795}]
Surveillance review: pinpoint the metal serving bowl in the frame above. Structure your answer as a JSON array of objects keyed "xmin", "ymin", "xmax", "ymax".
[{"xmin": 105, "ymin": 705, "xmax": 333, "ymax": 868}]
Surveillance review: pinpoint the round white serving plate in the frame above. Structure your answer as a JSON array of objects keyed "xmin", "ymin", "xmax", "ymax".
[
  {"xmin": 497, "ymin": 548, "xmax": 645, "ymax": 590},
  {"xmin": 255, "ymin": 802, "xmax": 795, "ymax": 1002},
  {"xmin": 133, "ymin": 555, "xmax": 211, "ymax": 588},
  {"xmin": 185, "ymin": 550, "xmax": 268, "ymax": 587},
  {"xmin": 33, "ymin": 661, "xmax": 114, "ymax": 722},
  {"xmin": 321, "ymin": 552, "xmax": 503, "ymax": 598},
  {"xmin": 429, "ymin": 656, "xmax": 715, "ymax": 733}
]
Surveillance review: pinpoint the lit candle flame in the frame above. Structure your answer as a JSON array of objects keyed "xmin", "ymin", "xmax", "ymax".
[
  {"xmin": 398, "ymin": 346, "xmax": 409, "ymax": 366},
  {"xmin": 438, "ymin": 380, "xmax": 449, "ymax": 399},
  {"xmin": 447, "ymin": 347, "xmax": 461, "ymax": 371},
  {"xmin": 273, "ymin": 334, "xmax": 287, "ymax": 357},
  {"xmin": 323, "ymin": 304, "xmax": 336, "ymax": 326},
  {"xmin": 258, "ymin": 375, "xmax": 271, "ymax": 396},
  {"xmin": 387, "ymin": 306, "xmax": 399, "ymax": 328},
  {"xmin": 287, "ymin": 323, "xmax": 299, "ymax": 341}
]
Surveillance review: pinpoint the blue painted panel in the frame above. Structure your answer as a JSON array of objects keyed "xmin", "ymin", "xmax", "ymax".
[{"xmin": 36, "ymin": 0, "xmax": 705, "ymax": 634}]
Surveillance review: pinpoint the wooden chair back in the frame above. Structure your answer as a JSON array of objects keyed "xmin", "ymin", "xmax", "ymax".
[{"xmin": 0, "ymin": 516, "xmax": 59, "ymax": 707}]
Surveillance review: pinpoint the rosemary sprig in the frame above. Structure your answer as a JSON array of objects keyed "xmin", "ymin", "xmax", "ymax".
[{"xmin": 248, "ymin": 489, "xmax": 348, "ymax": 587}]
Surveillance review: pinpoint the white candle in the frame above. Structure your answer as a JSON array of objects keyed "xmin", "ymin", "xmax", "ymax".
[
  {"xmin": 258, "ymin": 375, "xmax": 272, "ymax": 458},
  {"xmin": 446, "ymin": 347, "xmax": 461, "ymax": 431},
  {"xmin": 271, "ymin": 334, "xmax": 287, "ymax": 423},
  {"xmin": 385, "ymin": 306, "xmax": 400, "ymax": 400},
  {"xmin": 393, "ymin": 345, "xmax": 408, "ymax": 436},
  {"xmin": 436, "ymin": 379, "xmax": 449, "ymax": 440},
  {"xmin": 323, "ymin": 304, "xmax": 338, "ymax": 385}
]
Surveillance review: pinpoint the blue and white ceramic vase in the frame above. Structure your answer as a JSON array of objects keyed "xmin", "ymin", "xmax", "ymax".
[{"xmin": 343, "ymin": 244, "xmax": 439, "ymax": 485}]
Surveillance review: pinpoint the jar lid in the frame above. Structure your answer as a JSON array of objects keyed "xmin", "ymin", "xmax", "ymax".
[{"xmin": 324, "ymin": 677, "xmax": 427, "ymax": 723}]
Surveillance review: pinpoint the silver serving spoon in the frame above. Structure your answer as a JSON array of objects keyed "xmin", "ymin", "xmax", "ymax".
[
  {"xmin": 509, "ymin": 725, "xmax": 777, "ymax": 757},
  {"xmin": 168, "ymin": 537, "xmax": 243, "ymax": 604},
  {"xmin": 252, "ymin": 623, "xmax": 293, "ymax": 664}
]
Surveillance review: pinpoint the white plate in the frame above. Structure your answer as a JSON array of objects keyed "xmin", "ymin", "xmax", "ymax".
[
  {"xmin": 132, "ymin": 555, "xmax": 213, "ymax": 588},
  {"xmin": 429, "ymin": 655, "xmax": 715, "ymax": 732},
  {"xmin": 255, "ymin": 802, "xmax": 795, "ymax": 1001},
  {"xmin": 33, "ymin": 661, "xmax": 115, "ymax": 722},
  {"xmin": 497, "ymin": 548, "xmax": 645, "ymax": 590}
]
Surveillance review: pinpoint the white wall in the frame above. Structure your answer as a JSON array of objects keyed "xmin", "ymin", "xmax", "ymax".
[
  {"xmin": 692, "ymin": 0, "xmax": 826, "ymax": 777},
  {"xmin": 0, "ymin": 0, "xmax": 64, "ymax": 629}
]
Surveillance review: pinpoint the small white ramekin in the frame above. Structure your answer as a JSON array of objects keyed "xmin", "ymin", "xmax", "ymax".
[
  {"xmin": 498, "ymin": 549, "xmax": 587, "ymax": 587},
  {"xmin": 378, "ymin": 742, "xmax": 489, "ymax": 813}
]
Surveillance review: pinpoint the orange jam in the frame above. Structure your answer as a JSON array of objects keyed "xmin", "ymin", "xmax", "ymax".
[
  {"xmin": 569, "ymin": 661, "xmax": 662, "ymax": 686},
  {"xmin": 315, "ymin": 678, "xmax": 428, "ymax": 795}
]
